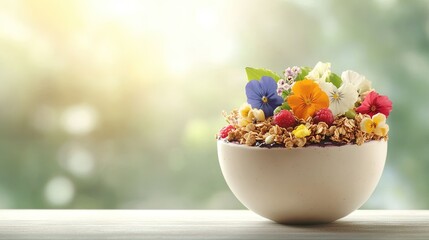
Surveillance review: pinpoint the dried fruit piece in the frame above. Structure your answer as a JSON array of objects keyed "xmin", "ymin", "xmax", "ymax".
[{"xmin": 292, "ymin": 124, "xmax": 311, "ymax": 138}]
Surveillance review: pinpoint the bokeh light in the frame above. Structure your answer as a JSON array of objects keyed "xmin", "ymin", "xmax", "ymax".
[
  {"xmin": 0, "ymin": 0, "xmax": 428, "ymax": 209},
  {"xmin": 44, "ymin": 176, "xmax": 75, "ymax": 206}
]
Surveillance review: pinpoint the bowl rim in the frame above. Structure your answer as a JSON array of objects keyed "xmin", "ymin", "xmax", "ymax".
[{"xmin": 217, "ymin": 139, "xmax": 387, "ymax": 151}]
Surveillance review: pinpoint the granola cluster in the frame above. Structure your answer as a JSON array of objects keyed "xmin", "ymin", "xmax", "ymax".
[{"xmin": 219, "ymin": 110, "xmax": 388, "ymax": 148}]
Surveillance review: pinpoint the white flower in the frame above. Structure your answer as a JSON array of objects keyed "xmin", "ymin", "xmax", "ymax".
[
  {"xmin": 306, "ymin": 62, "xmax": 331, "ymax": 83},
  {"xmin": 341, "ymin": 70, "xmax": 372, "ymax": 95},
  {"xmin": 319, "ymin": 81, "xmax": 359, "ymax": 116},
  {"xmin": 250, "ymin": 109, "xmax": 265, "ymax": 122},
  {"xmin": 276, "ymin": 79, "xmax": 292, "ymax": 96}
]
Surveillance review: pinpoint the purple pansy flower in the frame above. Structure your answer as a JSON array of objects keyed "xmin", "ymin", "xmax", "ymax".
[{"xmin": 245, "ymin": 76, "xmax": 284, "ymax": 117}]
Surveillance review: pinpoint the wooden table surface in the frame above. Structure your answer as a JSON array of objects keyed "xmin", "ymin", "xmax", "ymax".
[{"xmin": 0, "ymin": 210, "xmax": 427, "ymax": 240}]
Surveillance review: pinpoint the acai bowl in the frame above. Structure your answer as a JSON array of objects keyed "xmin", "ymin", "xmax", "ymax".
[{"xmin": 217, "ymin": 62, "xmax": 392, "ymax": 224}]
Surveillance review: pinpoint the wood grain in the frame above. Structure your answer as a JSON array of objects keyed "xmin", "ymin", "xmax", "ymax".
[{"xmin": 0, "ymin": 210, "xmax": 427, "ymax": 240}]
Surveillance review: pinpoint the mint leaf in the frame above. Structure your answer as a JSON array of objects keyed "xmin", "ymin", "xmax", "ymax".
[
  {"xmin": 295, "ymin": 66, "xmax": 312, "ymax": 81},
  {"xmin": 245, "ymin": 67, "xmax": 281, "ymax": 82},
  {"xmin": 327, "ymin": 73, "xmax": 342, "ymax": 88}
]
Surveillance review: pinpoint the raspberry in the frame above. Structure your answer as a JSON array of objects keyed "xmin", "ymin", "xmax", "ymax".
[
  {"xmin": 273, "ymin": 110, "xmax": 296, "ymax": 128},
  {"xmin": 219, "ymin": 125, "xmax": 235, "ymax": 139},
  {"xmin": 313, "ymin": 108, "xmax": 334, "ymax": 126}
]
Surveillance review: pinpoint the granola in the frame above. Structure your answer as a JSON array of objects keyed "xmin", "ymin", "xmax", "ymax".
[
  {"xmin": 218, "ymin": 111, "xmax": 387, "ymax": 148},
  {"xmin": 217, "ymin": 62, "xmax": 392, "ymax": 148}
]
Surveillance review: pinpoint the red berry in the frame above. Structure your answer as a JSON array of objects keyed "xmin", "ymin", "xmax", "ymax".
[
  {"xmin": 219, "ymin": 125, "xmax": 235, "ymax": 138},
  {"xmin": 313, "ymin": 108, "xmax": 334, "ymax": 126},
  {"xmin": 273, "ymin": 110, "xmax": 296, "ymax": 128}
]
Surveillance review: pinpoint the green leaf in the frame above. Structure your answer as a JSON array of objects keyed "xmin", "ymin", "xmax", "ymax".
[
  {"xmin": 327, "ymin": 73, "xmax": 342, "ymax": 88},
  {"xmin": 281, "ymin": 101, "xmax": 291, "ymax": 110},
  {"xmin": 295, "ymin": 66, "xmax": 312, "ymax": 81},
  {"xmin": 274, "ymin": 102, "xmax": 291, "ymax": 115},
  {"xmin": 245, "ymin": 67, "xmax": 281, "ymax": 82},
  {"xmin": 281, "ymin": 89, "xmax": 291, "ymax": 99}
]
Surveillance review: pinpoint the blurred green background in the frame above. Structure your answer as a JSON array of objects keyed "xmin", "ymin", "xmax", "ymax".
[{"xmin": 0, "ymin": 0, "xmax": 427, "ymax": 209}]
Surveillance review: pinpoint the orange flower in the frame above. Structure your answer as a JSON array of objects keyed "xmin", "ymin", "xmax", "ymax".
[{"xmin": 287, "ymin": 79, "xmax": 329, "ymax": 120}]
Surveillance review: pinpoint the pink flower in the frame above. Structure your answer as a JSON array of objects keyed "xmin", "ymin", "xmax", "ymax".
[{"xmin": 356, "ymin": 91, "xmax": 392, "ymax": 118}]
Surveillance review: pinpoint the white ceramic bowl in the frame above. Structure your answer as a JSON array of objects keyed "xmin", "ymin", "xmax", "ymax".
[{"xmin": 217, "ymin": 140, "xmax": 387, "ymax": 224}]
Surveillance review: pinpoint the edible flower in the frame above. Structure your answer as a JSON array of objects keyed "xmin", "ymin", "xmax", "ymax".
[
  {"xmin": 341, "ymin": 70, "xmax": 372, "ymax": 96},
  {"xmin": 246, "ymin": 76, "xmax": 284, "ymax": 117},
  {"xmin": 319, "ymin": 81, "xmax": 358, "ymax": 116},
  {"xmin": 287, "ymin": 79, "xmax": 329, "ymax": 120},
  {"xmin": 360, "ymin": 113, "xmax": 389, "ymax": 136},
  {"xmin": 276, "ymin": 79, "xmax": 292, "ymax": 96},
  {"xmin": 250, "ymin": 109, "xmax": 265, "ymax": 122},
  {"xmin": 292, "ymin": 124, "xmax": 311, "ymax": 138},
  {"xmin": 284, "ymin": 66, "xmax": 301, "ymax": 83},
  {"xmin": 239, "ymin": 103, "xmax": 252, "ymax": 119},
  {"xmin": 238, "ymin": 102, "xmax": 265, "ymax": 127},
  {"xmin": 356, "ymin": 91, "xmax": 393, "ymax": 118},
  {"xmin": 306, "ymin": 62, "xmax": 331, "ymax": 83}
]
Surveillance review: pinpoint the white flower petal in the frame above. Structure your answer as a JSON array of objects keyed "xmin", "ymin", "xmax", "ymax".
[
  {"xmin": 307, "ymin": 62, "xmax": 331, "ymax": 83},
  {"xmin": 359, "ymin": 80, "xmax": 372, "ymax": 94},
  {"xmin": 251, "ymin": 109, "xmax": 266, "ymax": 122},
  {"xmin": 329, "ymin": 101, "xmax": 343, "ymax": 116},
  {"xmin": 318, "ymin": 80, "xmax": 335, "ymax": 95},
  {"xmin": 341, "ymin": 70, "xmax": 361, "ymax": 84},
  {"xmin": 341, "ymin": 70, "xmax": 372, "ymax": 94},
  {"xmin": 318, "ymin": 81, "xmax": 358, "ymax": 116},
  {"xmin": 337, "ymin": 82, "xmax": 359, "ymax": 114}
]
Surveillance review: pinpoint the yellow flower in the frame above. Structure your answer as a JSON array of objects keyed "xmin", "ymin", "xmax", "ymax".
[
  {"xmin": 239, "ymin": 103, "xmax": 252, "ymax": 118},
  {"xmin": 360, "ymin": 113, "xmax": 389, "ymax": 136},
  {"xmin": 292, "ymin": 124, "xmax": 311, "ymax": 138},
  {"xmin": 238, "ymin": 118, "xmax": 251, "ymax": 127},
  {"xmin": 250, "ymin": 109, "xmax": 265, "ymax": 122},
  {"xmin": 238, "ymin": 103, "xmax": 266, "ymax": 126}
]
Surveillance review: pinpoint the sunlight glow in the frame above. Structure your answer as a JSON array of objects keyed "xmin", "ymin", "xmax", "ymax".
[{"xmin": 61, "ymin": 104, "xmax": 98, "ymax": 135}]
